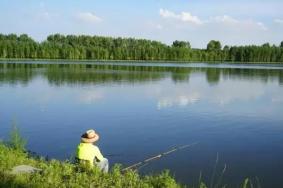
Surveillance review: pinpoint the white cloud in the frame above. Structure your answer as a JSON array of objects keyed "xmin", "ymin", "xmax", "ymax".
[
  {"xmin": 154, "ymin": 9, "xmax": 273, "ymax": 47},
  {"xmin": 274, "ymin": 19, "xmax": 283, "ymax": 24},
  {"xmin": 159, "ymin": 9, "xmax": 267, "ymax": 32},
  {"xmin": 76, "ymin": 12, "xmax": 102, "ymax": 24},
  {"xmin": 208, "ymin": 15, "xmax": 268, "ymax": 31},
  {"xmin": 159, "ymin": 9, "xmax": 178, "ymax": 19},
  {"xmin": 181, "ymin": 12, "xmax": 202, "ymax": 25},
  {"xmin": 159, "ymin": 9, "xmax": 202, "ymax": 25}
]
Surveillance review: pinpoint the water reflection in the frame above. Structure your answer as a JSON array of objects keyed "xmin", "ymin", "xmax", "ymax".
[
  {"xmin": 78, "ymin": 90, "xmax": 104, "ymax": 104},
  {"xmin": 1, "ymin": 62, "xmax": 283, "ymax": 110},
  {"xmin": 1, "ymin": 63, "xmax": 283, "ymax": 86},
  {"xmin": 155, "ymin": 79, "xmax": 267, "ymax": 109}
]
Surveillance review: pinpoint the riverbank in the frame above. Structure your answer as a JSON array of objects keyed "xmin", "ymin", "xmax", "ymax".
[
  {"xmin": 1, "ymin": 58, "xmax": 283, "ymax": 64},
  {"xmin": 0, "ymin": 142, "xmax": 184, "ymax": 188},
  {"xmin": 0, "ymin": 126, "xmax": 185, "ymax": 187}
]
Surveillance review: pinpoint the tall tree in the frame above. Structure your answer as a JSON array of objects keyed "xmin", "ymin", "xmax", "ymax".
[
  {"xmin": 207, "ymin": 40, "xmax": 222, "ymax": 51},
  {"xmin": 172, "ymin": 40, "xmax": 191, "ymax": 49}
]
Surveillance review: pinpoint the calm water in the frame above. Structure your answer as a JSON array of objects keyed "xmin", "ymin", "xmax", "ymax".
[{"xmin": 1, "ymin": 61, "xmax": 283, "ymax": 187}]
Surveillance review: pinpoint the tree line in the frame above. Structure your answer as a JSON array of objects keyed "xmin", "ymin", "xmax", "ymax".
[{"xmin": 0, "ymin": 33, "xmax": 283, "ymax": 62}]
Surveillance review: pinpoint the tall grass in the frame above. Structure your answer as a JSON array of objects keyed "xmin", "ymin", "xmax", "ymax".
[{"xmin": 8, "ymin": 120, "xmax": 27, "ymax": 151}]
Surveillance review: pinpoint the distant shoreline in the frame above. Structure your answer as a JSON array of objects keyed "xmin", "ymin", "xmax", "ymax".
[{"xmin": 1, "ymin": 58, "xmax": 282, "ymax": 65}]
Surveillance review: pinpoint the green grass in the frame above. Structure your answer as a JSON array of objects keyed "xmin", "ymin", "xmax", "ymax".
[
  {"xmin": 0, "ymin": 126, "xmax": 183, "ymax": 188},
  {"xmin": 0, "ymin": 126, "xmax": 258, "ymax": 188},
  {"xmin": 0, "ymin": 142, "xmax": 183, "ymax": 188}
]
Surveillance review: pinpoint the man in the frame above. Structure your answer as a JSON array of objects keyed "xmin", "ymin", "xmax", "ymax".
[{"xmin": 76, "ymin": 129, "xmax": 109, "ymax": 173}]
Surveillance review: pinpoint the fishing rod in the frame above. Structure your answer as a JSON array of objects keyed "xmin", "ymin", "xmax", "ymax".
[{"xmin": 122, "ymin": 142, "xmax": 198, "ymax": 171}]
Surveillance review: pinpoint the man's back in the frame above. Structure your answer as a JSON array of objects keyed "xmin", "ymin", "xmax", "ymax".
[
  {"xmin": 77, "ymin": 143, "xmax": 103, "ymax": 166},
  {"xmin": 76, "ymin": 129, "xmax": 109, "ymax": 173}
]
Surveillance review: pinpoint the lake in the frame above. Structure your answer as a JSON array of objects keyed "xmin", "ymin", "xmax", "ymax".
[{"xmin": 1, "ymin": 61, "xmax": 283, "ymax": 187}]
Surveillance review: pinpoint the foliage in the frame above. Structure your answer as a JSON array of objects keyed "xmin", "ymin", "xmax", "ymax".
[
  {"xmin": 172, "ymin": 40, "xmax": 191, "ymax": 49},
  {"xmin": 207, "ymin": 40, "xmax": 222, "ymax": 51},
  {"xmin": 8, "ymin": 120, "xmax": 27, "ymax": 151},
  {"xmin": 0, "ymin": 33, "xmax": 282, "ymax": 62}
]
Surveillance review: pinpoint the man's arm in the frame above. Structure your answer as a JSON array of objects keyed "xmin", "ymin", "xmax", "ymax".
[{"xmin": 93, "ymin": 146, "xmax": 104, "ymax": 162}]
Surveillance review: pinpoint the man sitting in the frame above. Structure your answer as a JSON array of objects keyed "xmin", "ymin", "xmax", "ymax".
[{"xmin": 76, "ymin": 129, "xmax": 109, "ymax": 173}]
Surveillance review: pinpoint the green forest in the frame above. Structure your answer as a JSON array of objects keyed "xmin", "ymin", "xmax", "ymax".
[{"xmin": 0, "ymin": 33, "xmax": 283, "ymax": 62}]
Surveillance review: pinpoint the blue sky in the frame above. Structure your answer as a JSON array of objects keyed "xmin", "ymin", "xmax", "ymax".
[{"xmin": 0, "ymin": 0, "xmax": 283, "ymax": 48}]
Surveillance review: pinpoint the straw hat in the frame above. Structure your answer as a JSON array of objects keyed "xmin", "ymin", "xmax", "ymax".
[{"xmin": 81, "ymin": 129, "xmax": 99, "ymax": 143}]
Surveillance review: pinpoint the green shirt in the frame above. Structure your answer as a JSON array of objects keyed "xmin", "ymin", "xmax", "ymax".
[{"xmin": 76, "ymin": 143, "xmax": 104, "ymax": 166}]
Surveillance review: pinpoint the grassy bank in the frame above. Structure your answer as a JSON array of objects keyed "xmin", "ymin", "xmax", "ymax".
[
  {"xmin": 0, "ymin": 142, "xmax": 183, "ymax": 188},
  {"xmin": 0, "ymin": 125, "xmax": 185, "ymax": 188},
  {"xmin": 0, "ymin": 143, "xmax": 258, "ymax": 188},
  {"xmin": 0, "ymin": 126, "xmax": 256, "ymax": 188}
]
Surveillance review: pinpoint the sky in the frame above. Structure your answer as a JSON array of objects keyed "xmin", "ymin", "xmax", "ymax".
[{"xmin": 0, "ymin": 0, "xmax": 283, "ymax": 48}]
